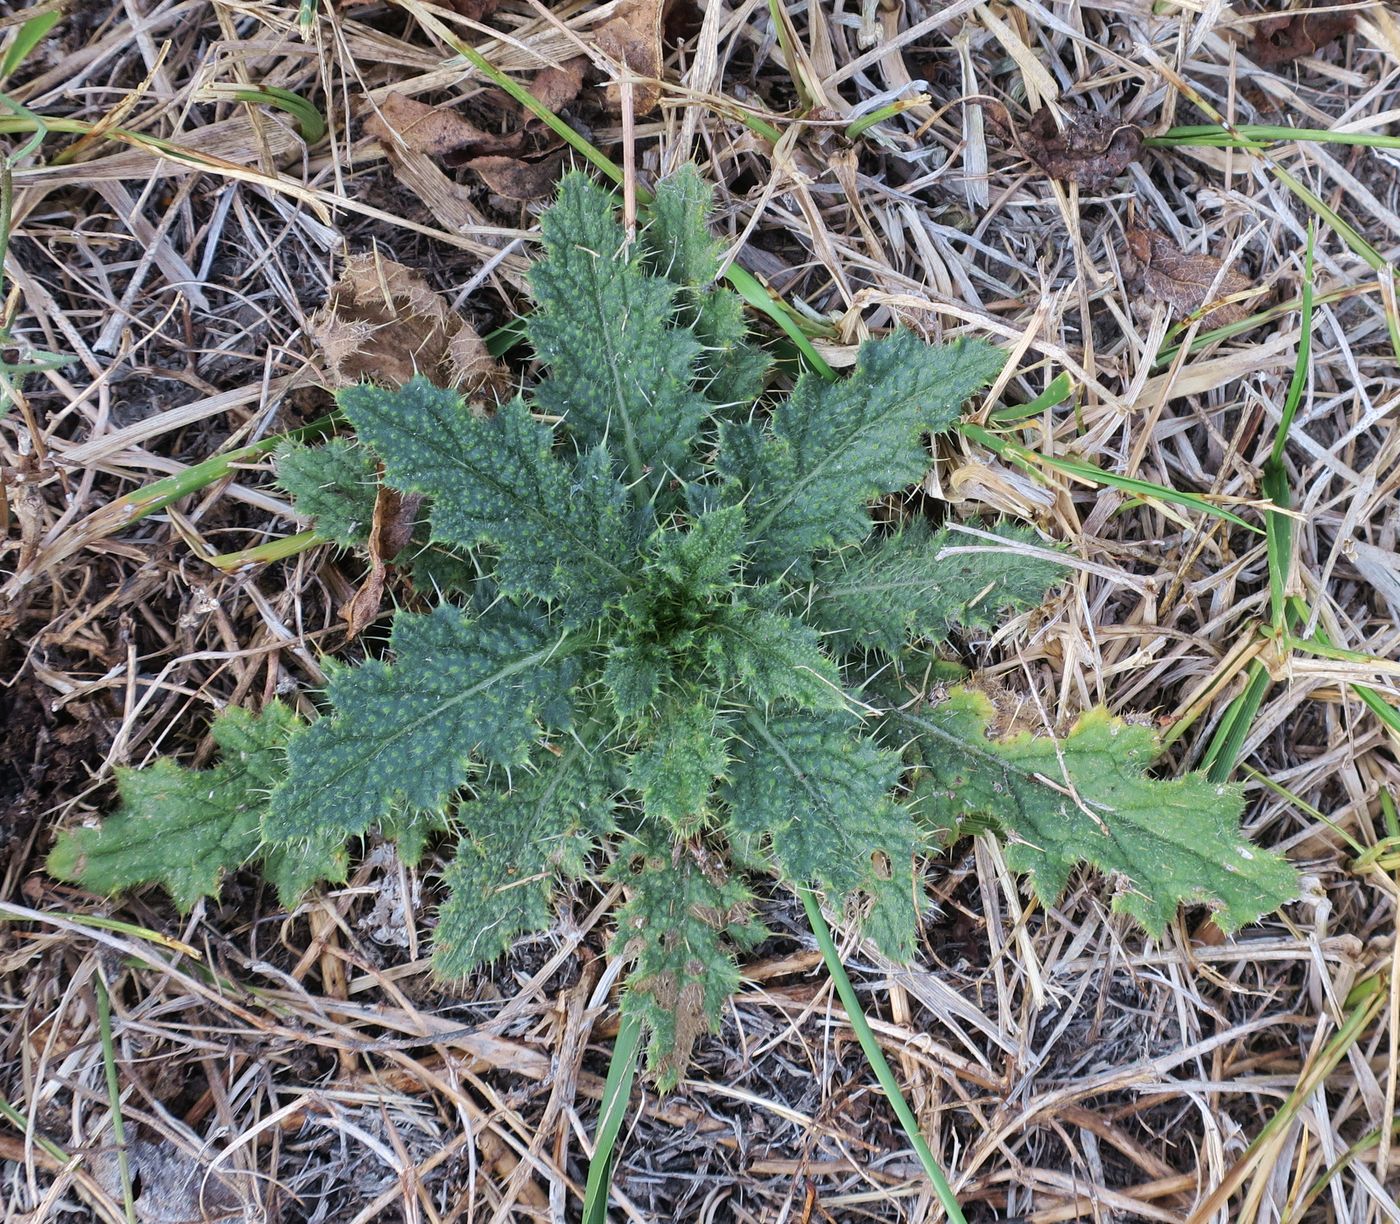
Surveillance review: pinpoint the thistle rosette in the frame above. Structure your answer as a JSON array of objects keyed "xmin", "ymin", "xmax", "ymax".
[{"xmin": 50, "ymin": 168, "xmax": 1296, "ymax": 1086}]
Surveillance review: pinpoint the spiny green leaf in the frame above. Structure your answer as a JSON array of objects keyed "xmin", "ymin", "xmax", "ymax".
[
  {"xmin": 641, "ymin": 166, "xmax": 723, "ymax": 289},
  {"xmin": 726, "ymin": 711, "xmax": 917, "ymax": 958},
  {"xmin": 266, "ymin": 603, "xmax": 575, "ymax": 844},
  {"xmin": 60, "ymin": 165, "xmax": 1298, "ymax": 1100},
  {"xmin": 263, "ymin": 829, "xmax": 351, "ymax": 908},
  {"xmin": 649, "ymin": 504, "xmax": 745, "ymax": 593},
  {"xmin": 627, "ymin": 703, "xmax": 732, "ymax": 835},
  {"xmin": 402, "ymin": 539, "xmax": 480, "ymax": 598},
  {"xmin": 276, "ymin": 438, "xmax": 377, "ymax": 548},
  {"xmin": 707, "ymin": 604, "xmax": 843, "ymax": 711},
  {"xmin": 694, "ymin": 291, "xmax": 770, "ymax": 411},
  {"xmin": 528, "ymin": 172, "xmax": 708, "ymax": 482},
  {"xmin": 277, "ymin": 430, "xmax": 476, "ymax": 594},
  {"xmin": 899, "ymin": 687, "xmax": 1299, "ymax": 934},
  {"xmin": 611, "ymin": 833, "xmax": 763, "ymax": 1090},
  {"xmin": 809, "ymin": 520, "xmax": 1066, "ymax": 655},
  {"xmin": 341, "ymin": 380, "xmax": 635, "ymax": 624},
  {"xmin": 640, "ymin": 167, "xmax": 770, "ymax": 409},
  {"xmin": 723, "ymin": 331, "xmax": 1004, "ymax": 577},
  {"xmin": 48, "ymin": 703, "xmax": 345, "ymax": 911},
  {"xmin": 603, "ymin": 641, "xmax": 667, "ymax": 722},
  {"xmin": 611, "ymin": 507, "xmax": 842, "ymax": 714},
  {"xmin": 435, "ymin": 744, "xmax": 612, "ymax": 978},
  {"xmin": 380, "ymin": 806, "xmax": 452, "ymax": 867}
]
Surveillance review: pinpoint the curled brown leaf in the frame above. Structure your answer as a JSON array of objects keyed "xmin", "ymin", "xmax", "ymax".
[
  {"xmin": 364, "ymin": 89, "xmax": 572, "ymax": 206},
  {"xmin": 596, "ymin": 0, "xmax": 663, "ymax": 114},
  {"xmin": 310, "ymin": 254, "xmax": 509, "ymax": 395},
  {"xmin": 312, "ymin": 256, "xmax": 504, "ymax": 636},
  {"xmin": 1020, "ymin": 103, "xmax": 1142, "ymax": 190},
  {"xmin": 342, "ymin": 484, "xmax": 423, "ymax": 640},
  {"xmin": 445, "ymin": 326, "xmax": 505, "ymax": 398},
  {"xmin": 1123, "ymin": 227, "xmax": 1269, "ymax": 330},
  {"xmin": 363, "ymin": 93, "xmax": 521, "ymax": 161},
  {"xmin": 529, "ymin": 57, "xmax": 586, "ymax": 115},
  {"xmin": 1246, "ymin": 7, "xmax": 1355, "ymax": 66},
  {"xmin": 466, "ymin": 152, "xmax": 568, "ymax": 201},
  {"xmin": 441, "ymin": 0, "xmax": 499, "ymax": 18}
]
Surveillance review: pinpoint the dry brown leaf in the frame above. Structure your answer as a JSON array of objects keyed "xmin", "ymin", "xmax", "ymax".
[
  {"xmin": 340, "ymin": 550, "xmax": 386, "ymax": 641},
  {"xmin": 1020, "ymin": 103, "xmax": 1142, "ymax": 190},
  {"xmin": 310, "ymin": 253, "xmax": 508, "ymax": 395},
  {"xmin": 446, "ymin": 325, "xmax": 504, "ymax": 395},
  {"xmin": 596, "ymin": 0, "xmax": 664, "ymax": 114},
  {"xmin": 1123, "ymin": 227, "xmax": 1269, "ymax": 330},
  {"xmin": 342, "ymin": 484, "xmax": 422, "ymax": 639},
  {"xmin": 442, "ymin": 0, "xmax": 499, "ymax": 18},
  {"xmin": 1246, "ymin": 7, "xmax": 1355, "ymax": 66},
  {"xmin": 466, "ymin": 152, "xmax": 568, "ymax": 201},
  {"xmin": 530, "ymin": 57, "xmax": 586, "ymax": 114},
  {"xmin": 373, "ymin": 484, "xmax": 420, "ymax": 562},
  {"xmin": 363, "ymin": 92, "xmax": 519, "ymax": 161}
]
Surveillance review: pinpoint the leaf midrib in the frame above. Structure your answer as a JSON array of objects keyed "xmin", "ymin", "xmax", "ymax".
[
  {"xmin": 276, "ymin": 631, "xmax": 570, "ymax": 831},
  {"xmin": 746, "ymin": 379, "xmax": 946, "ymax": 548},
  {"xmin": 740, "ymin": 713, "xmax": 886, "ymax": 886},
  {"xmin": 891, "ymin": 704, "xmax": 1264, "ymax": 887},
  {"xmin": 575, "ymin": 242, "xmax": 648, "ymax": 487},
  {"xmin": 376, "ymin": 405, "xmax": 634, "ymax": 590}
]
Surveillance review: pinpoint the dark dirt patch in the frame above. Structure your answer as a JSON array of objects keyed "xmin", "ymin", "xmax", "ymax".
[{"xmin": 0, "ymin": 667, "xmax": 110, "ymax": 878}]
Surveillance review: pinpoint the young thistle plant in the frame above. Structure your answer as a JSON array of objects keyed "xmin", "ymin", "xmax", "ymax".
[{"xmin": 49, "ymin": 169, "xmax": 1297, "ymax": 1084}]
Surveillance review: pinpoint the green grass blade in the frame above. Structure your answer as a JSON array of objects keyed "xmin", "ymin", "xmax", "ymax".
[
  {"xmin": 1152, "ymin": 282, "xmax": 1358, "ymax": 370},
  {"xmin": 1263, "ymin": 225, "xmax": 1314, "ymax": 628},
  {"xmin": 988, "ymin": 371, "xmax": 1074, "ymax": 423},
  {"xmin": 108, "ymin": 414, "xmax": 337, "ymax": 525},
  {"xmin": 1262, "ymin": 461, "xmax": 1292, "ymax": 632},
  {"xmin": 0, "ymin": 1095, "xmax": 71, "ymax": 1165},
  {"xmin": 0, "ymin": 10, "xmax": 60, "ymax": 85},
  {"xmin": 0, "ymin": 92, "xmax": 48, "ymax": 166},
  {"xmin": 1356, "ymin": 686, "xmax": 1400, "ymax": 742},
  {"xmin": 1271, "ymin": 225, "xmax": 1314, "ymax": 469},
  {"xmin": 722, "ymin": 263, "xmax": 836, "ymax": 379},
  {"xmin": 1239, "ymin": 764, "xmax": 1366, "ymax": 856},
  {"xmin": 0, "ymin": 348, "xmax": 69, "ymax": 375},
  {"xmin": 404, "ymin": 0, "xmax": 624, "ymax": 188},
  {"xmin": 0, "ymin": 911, "xmax": 202, "ymax": 955},
  {"xmin": 1380, "ymin": 788, "xmax": 1399, "ymax": 842},
  {"xmin": 1188, "ymin": 975, "xmax": 1385, "ymax": 1219},
  {"xmin": 1147, "ymin": 124, "xmax": 1400, "ymax": 151},
  {"xmin": 1281, "ymin": 634, "xmax": 1400, "ymax": 669},
  {"xmin": 1141, "ymin": 97, "xmax": 1400, "ymax": 362},
  {"xmin": 1260, "ymin": 162, "xmax": 1400, "ymax": 361},
  {"xmin": 731, "ymin": 106, "xmax": 783, "ymax": 145},
  {"xmin": 94, "ymin": 974, "xmax": 138, "ymax": 1224},
  {"xmin": 959, "ymin": 421, "xmax": 1260, "ymax": 533},
  {"xmin": 846, "ymin": 95, "xmax": 930, "ymax": 142},
  {"xmin": 582, "ymin": 1007, "xmax": 644, "ymax": 1224},
  {"xmin": 207, "ymin": 529, "xmax": 324, "ymax": 571},
  {"xmin": 1284, "ymin": 596, "xmax": 1400, "ymax": 745},
  {"xmin": 224, "ymin": 86, "xmax": 325, "ymax": 144},
  {"xmin": 1201, "ymin": 661, "xmax": 1272, "ymax": 785},
  {"xmin": 485, "ymin": 316, "xmax": 527, "ymax": 359},
  {"xmin": 1298, "ymin": 1118, "xmax": 1400, "ymax": 1218},
  {"xmin": 799, "ymin": 886, "xmax": 969, "ymax": 1224},
  {"xmin": 764, "ymin": 0, "xmax": 814, "ymax": 110}
]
